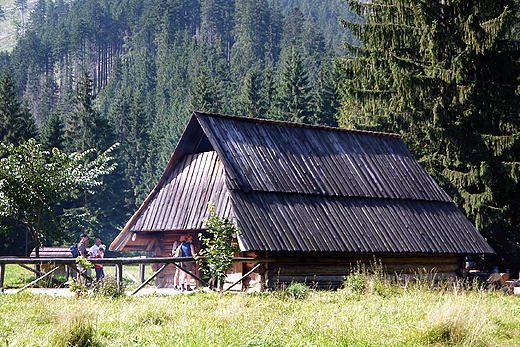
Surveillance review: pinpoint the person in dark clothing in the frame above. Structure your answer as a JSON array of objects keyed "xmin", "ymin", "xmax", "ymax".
[
  {"xmin": 77, "ymin": 233, "xmax": 89, "ymax": 283},
  {"xmin": 78, "ymin": 234, "xmax": 89, "ymax": 257},
  {"xmin": 179, "ymin": 233, "xmax": 196, "ymax": 291}
]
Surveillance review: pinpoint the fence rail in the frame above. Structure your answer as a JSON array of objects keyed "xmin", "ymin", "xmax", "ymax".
[{"xmin": 0, "ymin": 257, "xmax": 273, "ymax": 295}]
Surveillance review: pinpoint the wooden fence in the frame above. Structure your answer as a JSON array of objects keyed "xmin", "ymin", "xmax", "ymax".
[{"xmin": 0, "ymin": 257, "xmax": 272, "ymax": 295}]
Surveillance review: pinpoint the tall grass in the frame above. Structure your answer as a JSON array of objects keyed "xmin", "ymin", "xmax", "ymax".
[{"xmin": 1, "ymin": 267, "xmax": 520, "ymax": 346}]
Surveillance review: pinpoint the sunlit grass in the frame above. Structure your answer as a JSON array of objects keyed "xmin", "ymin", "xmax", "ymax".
[
  {"xmin": 2, "ymin": 263, "xmax": 157, "ymax": 290},
  {"xmin": 1, "ymin": 278, "xmax": 520, "ymax": 347}
]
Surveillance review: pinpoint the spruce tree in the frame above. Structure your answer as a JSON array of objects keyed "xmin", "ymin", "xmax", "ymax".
[
  {"xmin": 191, "ymin": 69, "xmax": 221, "ymax": 113},
  {"xmin": 238, "ymin": 69, "xmax": 265, "ymax": 118},
  {"xmin": 274, "ymin": 50, "xmax": 313, "ymax": 123},
  {"xmin": 65, "ymin": 70, "xmax": 96, "ymax": 152},
  {"xmin": 312, "ymin": 61, "xmax": 342, "ymax": 127},
  {"xmin": 40, "ymin": 113, "xmax": 65, "ymax": 151},
  {"xmin": 341, "ymin": 0, "xmax": 520, "ymax": 270},
  {"xmin": 0, "ymin": 68, "xmax": 36, "ymax": 146}
]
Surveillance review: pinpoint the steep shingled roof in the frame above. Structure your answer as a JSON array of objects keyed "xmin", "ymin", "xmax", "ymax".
[{"xmin": 110, "ymin": 112, "xmax": 494, "ymax": 254}]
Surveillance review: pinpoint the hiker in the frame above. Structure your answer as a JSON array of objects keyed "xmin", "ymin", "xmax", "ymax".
[
  {"xmin": 78, "ymin": 234, "xmax": 89, "ymax": 257},
  {"xmin": 89, "ymin": 238, "xmax": 102, "ymax": 258},
  {"xmin": 77, "ymin": 234, "xmax": 89, "ymax": 284},
  {"xmin": 178, "ymin": 233, "xmax": 196, "ymax": 291},
  {"xmin": 173, "ymin": 234, "xmax": 186, "ymax": 290}
]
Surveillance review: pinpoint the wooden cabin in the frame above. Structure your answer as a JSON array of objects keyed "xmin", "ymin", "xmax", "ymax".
[
  {"xmin": 30, "ymin": 247, "xmax": 73, "ymax": 277},
  {"xmin": 110, "ymin": 112, "xmax": 494, "ymax": 290}
]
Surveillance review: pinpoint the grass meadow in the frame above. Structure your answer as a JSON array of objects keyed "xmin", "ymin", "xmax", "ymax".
[{"xmin": 1, "ymin": 265, "xmax": 520, "ymax": 347}]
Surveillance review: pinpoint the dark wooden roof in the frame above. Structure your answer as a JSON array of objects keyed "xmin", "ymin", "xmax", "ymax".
[
  {"xmin": 110, "ymin": 112, "xmax": 494, "ymax": 255},
  {"xmin": 30, "ymin": 247, "xmax": 72, "ymax": 258}
]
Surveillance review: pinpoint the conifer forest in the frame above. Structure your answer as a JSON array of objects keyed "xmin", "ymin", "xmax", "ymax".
[{"xmin": 0, "ymin": 0, "xmax": 519, "ymax": 273}]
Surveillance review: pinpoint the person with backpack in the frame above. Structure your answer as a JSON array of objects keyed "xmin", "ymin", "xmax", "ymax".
[
  {"xmin": 78, "ymin": 234, "xmax": 89, "ymax": 257},
  {"xmin": 178, "ymin": 233, "xmax": 196, "ymax": 291}
]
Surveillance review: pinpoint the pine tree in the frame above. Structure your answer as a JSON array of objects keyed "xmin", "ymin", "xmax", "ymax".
[
  {"xmin": 231, "ymin": 0, "xmax": 270, "ymax": 79},
  {"xmin": 65, "ymin": 70, "xmax": 96, "ymax": 152},
  {"xmin": 40, "ymin": 113, "xmax": 65, "ymax": 151},
  {"xmin": 238, "ymin": 69, "xmax": 265, "ymax": 118},
  {"xmin": 0, "ymin": 68, "xmax": 36, "ymax": 145},
  {"xmin": 274, "ymin": 50, "xmax": 313, "ymax": 123},
  {"xmin": 312, "ymin": 61, "xmax": 342, "ymax": 127},
  {"xmin": 341, "ymin": 0, "xmax": 520, "ymax": 270},
  {"xmin": 262, "ymin": 66, "xmax": 277, "ymax": 119},
  {"xmin": 191, "ymin": 69, "xmax": 221, "ymax": 112}
]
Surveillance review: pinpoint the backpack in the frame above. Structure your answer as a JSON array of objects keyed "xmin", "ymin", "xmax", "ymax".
[
  {"xmin": 174, "ymin": 243, "xmax": 183, "ymax": 258},
  {"xmin": 70, "ymin": 244, "xmax": 79, "ymax": 257}
]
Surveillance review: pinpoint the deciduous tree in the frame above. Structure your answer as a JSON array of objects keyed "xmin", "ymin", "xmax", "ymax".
[{"xmin": 0, "ymin": 139, "xmax": 118, "ymax": 257}]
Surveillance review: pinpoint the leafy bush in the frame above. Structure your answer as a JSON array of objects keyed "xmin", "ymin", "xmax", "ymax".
[
  {"xmin": 91, "ymin": 276, "xmax": 125, "ymax": 298},
  {"xmin": 343, "ymin": 258, "xmax": 395, "ymax": 297},
  {"xmin": 343, "ymin": 263, "xmax": 369, "ymax": 294},
  {"xmin": 198, "ymin": 201, "xmax": 240, "ymax": 292},
  {"xmin": 283, "ymin": 282, "xmax": 311, "ymax": 299}
]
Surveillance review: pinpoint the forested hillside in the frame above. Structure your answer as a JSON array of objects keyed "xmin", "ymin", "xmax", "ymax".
[
  {"xmin": 1, "ymin": 0, "xmax": 519, "ymax": 275},
  {"xmin": 0, "ymin": 0, "xmax": 355, "ymax": 255}
]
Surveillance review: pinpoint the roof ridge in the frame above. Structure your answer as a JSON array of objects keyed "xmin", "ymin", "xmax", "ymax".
[{"xmin": 193, "ymin": 111, "xmax": 403, "ymax": 139}]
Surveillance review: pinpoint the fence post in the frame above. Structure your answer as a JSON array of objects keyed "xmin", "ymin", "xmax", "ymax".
[
  {"xmin": 138, "ymin": 264, "xmax": 145, "ymax": 284},
  {"xmin": 116, "ymin": 262, "xmax": 123, "ymax": 291},
  {"xmin": 0, "ymin": 264, "xmax": 5, "ymax": 292}
]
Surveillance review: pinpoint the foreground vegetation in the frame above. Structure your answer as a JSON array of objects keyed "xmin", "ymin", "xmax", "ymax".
[{"xmin": 1, "ymin": 274, "xmax": 520, "ymax": 347}]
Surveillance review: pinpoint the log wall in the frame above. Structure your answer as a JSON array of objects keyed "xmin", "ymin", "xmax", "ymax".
[{"xmin": 261, "ymin": 252, "xmax": 464, "ymax": 289}]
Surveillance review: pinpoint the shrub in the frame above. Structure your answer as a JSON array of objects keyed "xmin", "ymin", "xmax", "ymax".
[
  {"xmin": 283, "ymin": 282, "xmax": 311, "ymax": 299},
  {"xmin": 52, "ymin": 319, "xmax": 102, "ymax": 347},
  {"xmin": 198, "ymin": 201, "xmax": 241, "ymax": 292},
  {"xmin": 91, "ymin": 276, "xmax": 125, "ymax": 298}
]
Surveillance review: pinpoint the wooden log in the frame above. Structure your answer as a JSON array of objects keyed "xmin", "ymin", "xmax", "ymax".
[
  {"xmin": 116, "ymin": 263, "xmax": 123, "ymax": 291},
  {"xmin": 17, "ymin": 264, "xmax": 64, "ymax": 285},
  {"xmin": 224, "ymin": 262, "xmax": 264, "ymax": 292},
  {"xmin": 0, "ymin": 264, "xmax": 5, "ymax": 291},
  {"xmin": 272, "ymin": 275, "xmax": 346, "ymax": 284},
  {"xmin": 131, "ymin": 263, "xmax": 169, "ymax": 295},
  {"xmin": 123, "ymin": 268, "xmax": 139, "ymax": 284},
  {"xmin": 16, "ymin": 265, "xmax": 64, "ymax": 294},
  {"xmin": 488, "ymin": 272, "xmax": 508, "ymax": 286},
  {"xmin": 138, "ymin": 264, "xmax": 145, "ymax": 284}
]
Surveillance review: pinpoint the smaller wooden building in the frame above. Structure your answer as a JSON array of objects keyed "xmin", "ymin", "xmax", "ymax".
[
  {"xmin": 110, "ymin": 112, "xmax": 494, "ymax": 290},
  {"xmin": 30, "ymin": 247, "xmax": 73, "ymax": 277}
]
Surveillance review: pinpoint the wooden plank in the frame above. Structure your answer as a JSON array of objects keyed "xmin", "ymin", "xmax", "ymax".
[
  {"xmin": 233, "ymin": 192, "xmax": 278, "ymax": 250},
  {"xmin": 165, "ymin": 154, "xmax": 193, "ymax": 229},
  {"xmin": 301, "ymin": 128, "xmax": 341, "ymax": 196},
  {"xmin": 224, "ymin": 262, "xmax": 263, "ymax": 292},
  {"xmin": 152, "ymin": 169, "xmax": 177, "ymax": 230},
  {"xmin": 200, "ymin": 115, "xmax": 246, "ymax": 190},
  {"xmin": 261, "ymin": 124, "xmax": 301, "ymax": 193},
  {"xmin": 131, "ymin": 263, "xmax": 169, "ymax": 295},
  {"xmin": 178, "ymin": 153, "xmax": 202, "ymax": 228},
  {"xmin": 316, "ymin": 196, "xmax": 354, "ymax": 251},
  {"xmin": 155, "ymin": 157, "xmax": 184, "ymax": 230},
  {"xmin": 230, "ymin": 122, "xmax": 268, "ymax": 191},
  {"xmin": 187, "ymin": 152, "xmax": 216, "ymax": 228}
]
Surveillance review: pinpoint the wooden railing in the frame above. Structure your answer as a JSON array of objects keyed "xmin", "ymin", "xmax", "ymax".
[{"xmin": 0, "ymin": 257, "xmax": 273, "ymax": 295}]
